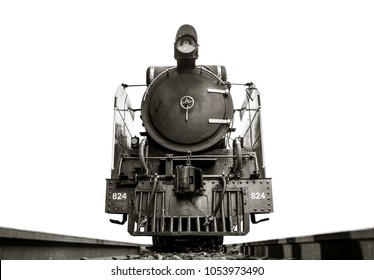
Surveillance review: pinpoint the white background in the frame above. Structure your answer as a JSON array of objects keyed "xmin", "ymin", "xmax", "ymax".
[
  {"xmin": 2, "ymin": 261, "xmax": 374, "ymax": 280},
  {"xmin": 1, "ymin": 0, "xmax": 373, "ymax": 245}
]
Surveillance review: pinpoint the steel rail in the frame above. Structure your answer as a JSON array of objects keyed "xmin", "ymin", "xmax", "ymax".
[
  {"xmin": 222, "ymin": 227, "xmax": 374, "ymax": 260},
  {"xmin": 0, "ymin": 227, "xmax": 150, "ymax": 260},
  {"xmin": 2, "ymin": 226, "xmax": 373, "ymax": 260}
]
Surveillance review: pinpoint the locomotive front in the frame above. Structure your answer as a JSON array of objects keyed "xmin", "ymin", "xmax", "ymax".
[{"xmin": 106, "ymin": 25, "xmax": 273, "ymax": 246}]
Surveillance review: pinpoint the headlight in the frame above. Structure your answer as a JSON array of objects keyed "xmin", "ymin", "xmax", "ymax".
[{"xmin": 176, "ymin": 36, "xmax": 196, "ymax": 54}]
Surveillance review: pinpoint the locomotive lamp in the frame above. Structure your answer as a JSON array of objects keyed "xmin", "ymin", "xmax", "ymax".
[
  {"xmin": 176, "ymin": 36, "xmax": 196, "ymax": 54},
  {"xmin": 174, "ymin": 24, "xmax": 199, "ymax": 69},
  {"xmin": 130, "ymin": 136, "xmax": 139, "ymax": 149}
]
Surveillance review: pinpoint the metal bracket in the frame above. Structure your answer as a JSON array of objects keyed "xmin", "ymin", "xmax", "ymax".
[
  {"xmin": 250, "ymin": 213, "xmax": 270, "ymax": 224},
  {"xmin": 206, "ymin": 88, "xmax": 229, "ymax": 96},
  {"xmin": 208, "ymin": 118, "xmax": 231, "ymax": 124},
  {"xmin": 110, "ymin": 214, "xmax": 128, "ymax": 225}
]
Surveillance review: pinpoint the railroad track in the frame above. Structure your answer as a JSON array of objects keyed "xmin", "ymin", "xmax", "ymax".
[
  {"xmin": 0, "ymin": 227, "xmax": 151, "ymax": 260},
  {"xmin": 222, "ymin": 227, "xmax": 374, "ymax": 260},
  {"xmin": 1, "ymin": 226, "xmax": 373, "ymax": 259}
]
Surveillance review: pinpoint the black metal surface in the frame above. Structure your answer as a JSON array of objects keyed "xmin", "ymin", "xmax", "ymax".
[
  {"xmin": 222, "ymin": 227, "xmax": 374, "ymax": 260},
  {"xmin": 141, "ymin": 66, "xmax": 234, "ymax": 152},
  {"xmin": 0, "ymin": 227, "xmax": 145, "ymax": 260},
  {"xmin": 127, "ymin": 178, "xmax": 267, "ymax": 237}
]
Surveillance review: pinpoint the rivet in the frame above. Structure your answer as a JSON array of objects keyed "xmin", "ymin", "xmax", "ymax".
[
  {"xmin": 268, "ymin": 203, "xmax": 271, "ymax": 206},
  {"xmin": 267, "ymin": 192, "xmax": 270, "ymax": 195},
  {"xmin": 260, "ymin": 181, "xmax": 263, "ymax": 184},
  {"xmin": 246, "ymin": 181, "xmax": 249, "ymax": 184},
  {"xmin": 268, "ymin": 208, "xmax": 272, "ymax": 211},
  {"xmin": 261, "ymin": 208, "xmax": 264, "ymax": 211},
  {"xmin": 254, "ymin": 208, "xmax": 257, "ymax": 211}
]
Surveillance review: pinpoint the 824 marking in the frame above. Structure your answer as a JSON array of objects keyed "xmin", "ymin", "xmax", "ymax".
[
  {"xmin": 112, "ymin": 193, "xmax": 127, "ymax": 200},
  {"xmin": 250, "ymin": 192, "xmax": 266, "ymax": 199}
]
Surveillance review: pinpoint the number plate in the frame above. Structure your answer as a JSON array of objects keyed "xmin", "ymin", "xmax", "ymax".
[
  {"xmin": 246, "ymin": 179, "xmax": 273, "ymax": 213},
  {"xmin": 105, "ymin": 179, "xmax": 130, "ymax": 214}
]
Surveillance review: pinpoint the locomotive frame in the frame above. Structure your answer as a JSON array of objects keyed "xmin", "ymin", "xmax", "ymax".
[{"xmin": 105, "ymin": 25, "xmax": 273, "ymax": 246}]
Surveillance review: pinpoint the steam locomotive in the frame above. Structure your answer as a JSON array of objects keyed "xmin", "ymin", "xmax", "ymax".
[{"xmin": 105, "ymin": 25, "xmax": 273, "ymax": 246}]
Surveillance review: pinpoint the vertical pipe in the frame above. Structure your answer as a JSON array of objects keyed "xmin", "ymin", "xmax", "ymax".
[
  {"xmin": 221, "ymin": 199, "xmax": 226, "ymax": 232},
  {"xmin": 228, "ymin": 192, "xmax": 233, "ymax": 232},
  {"xmin": 161, "ymin": 192, "xmax": 165, "ymax": 232},
  {"xmin": 152, "ymin": 193, "xmax": 157, "ymax": 232},
  {"xmin": 212, "ymin": 190, "xmax": 217, "ymax": 232},
  {"xmin": 170, "ymin": 217, "xmax": 174, "ymax": 232},
  {"xmin": 196, "ymin": 217, "xmax": 201, "ymax": 232},
  {"xmin": 178, "ymin": 216, "xmax": 182, "ymax": 232},
  {"xmin": 145, "ymin": 192, "xmax": 150, "ymax": 231},
  {"xmin": 137, "ymin": 192, "xmax": 143, "ymax": 229},
  {"xmin": 236, "ymin": 190, "xmax": 241, "ymax": 232},
  {"xmin": 187, "ymin": 216, "xmax": 191, "ymax": 232}
]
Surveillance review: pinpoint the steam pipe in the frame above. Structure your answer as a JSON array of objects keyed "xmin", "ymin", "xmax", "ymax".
[
  {"xmin": 233, "ymin": 137, "xmax": 242, "ymax": 175},
  {"xmin": 139, "ymin": 138, "xmax": 149, "ymax": 176}
]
